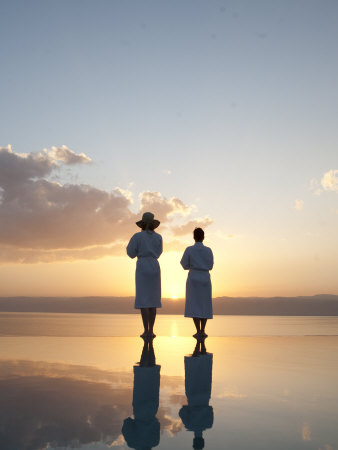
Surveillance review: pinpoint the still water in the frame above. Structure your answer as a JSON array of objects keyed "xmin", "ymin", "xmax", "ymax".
[
  {"xmin": 0, "ymin": 313, "xmax": 337, "ymax": 449},
  {"xmin": 0, "ymin": 312, "xmax": 337, "ymax": 336}
]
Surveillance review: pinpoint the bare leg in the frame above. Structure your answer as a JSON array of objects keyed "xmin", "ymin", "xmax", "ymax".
[
  {"xmin": 201, "ymin": 318, "xmax": 208, "ymax": 337},
  {"xmin": 192, "ymin": 340, "xmax": 200, "ymax": 356},
  {"xmin": 193, "ymin": 317, "xmax": 201, "ymax": 332},
  {"xmin": 148, "ymin": 338, "xmax": 156, "ymax": 365},
  {"xmin": 148, "ymin": 307, "xmax": 157, "ymax": 337},
  {"xmin": 193, "ymin": 317, "xmax": 201, "ymax": 338},
  {"xmin": 140, "ymin": 308, "xmax": 149, "ymax": 337},
  {"xmin": 200, "ymin": 337, "xmax": 207, "ymax": 354},
  {"xmin": 139, "ymin": 339, "xmax": 148, "ymax": 365}
]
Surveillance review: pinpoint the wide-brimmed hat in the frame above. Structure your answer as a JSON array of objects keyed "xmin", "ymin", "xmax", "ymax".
[{"xmin": 136, "ymin": 212, "xmax": 160, "ymax": 229}]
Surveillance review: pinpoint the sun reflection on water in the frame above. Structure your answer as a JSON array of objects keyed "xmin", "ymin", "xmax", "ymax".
[{"xmin": 170, "ymin": 320, "xmax": 179, "ymax": 337}]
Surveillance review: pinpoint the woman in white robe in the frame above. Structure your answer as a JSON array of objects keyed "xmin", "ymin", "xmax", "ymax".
[
  {"xmin": 180, "ymin": 228, "xmax": 213, "ymax": 338},
  {"xmin": 127, "ymin": 212, "xmax": 162, "ymax": 338}
]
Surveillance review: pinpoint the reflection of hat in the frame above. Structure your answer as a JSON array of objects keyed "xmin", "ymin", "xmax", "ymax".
[
  {"xmin": 136, "ymin": 212, "xmax": 160, "ymax": 229},
  {"xmin": 122, "ymin": 416, "xmax": 160, "ymax": 450}
]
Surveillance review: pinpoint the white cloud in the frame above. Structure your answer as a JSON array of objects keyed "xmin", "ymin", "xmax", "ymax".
[
  {"xmin": 139, "ymin": 191, "xmax": 192, "ymax": 220},
  {"xmin": 108, "ymin": 434, "xmax": 126, "ymax": 447},
  {"xmin": 321, "ymin": 169, "xmax": 338, "ymax": 192},
  {"xmin": 47, "ymin": 145, "xmax": 92, "ymax": 165},
  {"xmin": 0, "ymin": 146, "xmax": 210, "ymax": 263},
  {"xmin": 162, "ymin": 414, "xmax": 183, "ymax": 436},
  {"xmin": 114, "ymin": 187, "xmax": 133, "ymax": 202},
  {"xmin": 294, "ymin": 199, "xmax": 304, "ymax": 210},
  {"xmin": 310, "ymin": 169, "xmax": 338, "ymax": 195}
]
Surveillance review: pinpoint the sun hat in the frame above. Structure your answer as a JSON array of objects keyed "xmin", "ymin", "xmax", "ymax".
[{"xmin": 136, "ymin": 212, "xmax": 160, "ymax": 229}]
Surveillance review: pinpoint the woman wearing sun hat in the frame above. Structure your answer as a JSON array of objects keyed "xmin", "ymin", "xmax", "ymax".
[{"xmin": 127, "ymin": 212, "xmax": 163, "ymax": 338}]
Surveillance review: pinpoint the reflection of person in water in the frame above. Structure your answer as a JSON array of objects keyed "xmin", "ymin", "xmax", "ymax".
[
  {"xmin": 179, "ymin": 338, "xmax": 213, "ymax": 450},
  {"xmin": 122, "ymin": 338, "xmax": 161, "ymax": 449}
]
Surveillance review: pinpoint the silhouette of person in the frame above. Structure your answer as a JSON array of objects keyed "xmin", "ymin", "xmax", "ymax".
[
  {"xmin": 179, "ymin": 338, "xmax": 214, "ymax": 450},
  {"xmin": 127, "ymin": 212, "xmax": 162, "ymax": 339},
  {"xmin": 122, "ymin": 338, "xmax": 161, "ymax": 450},
  {"xmin": 181, "ymin": 228, "xmax": 214, "ymax": 338}
]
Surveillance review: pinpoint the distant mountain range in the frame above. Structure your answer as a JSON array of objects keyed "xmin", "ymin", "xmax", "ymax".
[{"xmin": 0, "ymin": 294, "xmax": 338, "ymax": 315}]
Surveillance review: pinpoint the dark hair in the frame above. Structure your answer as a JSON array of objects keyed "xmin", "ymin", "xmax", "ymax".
[
  {"xmin": 141, "ymin": 223, "xmax": 155, "ymax": 231},
  {"xmin": 193, "ymin": 227, "xmax": 204, "ymax": 241}
]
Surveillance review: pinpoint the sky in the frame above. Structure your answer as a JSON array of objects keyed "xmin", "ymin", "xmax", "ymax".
[{"xmin": 0, "ymin": 0, "xmax": 337, "ymax": 298}]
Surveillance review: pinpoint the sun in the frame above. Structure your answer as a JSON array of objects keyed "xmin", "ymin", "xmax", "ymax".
[{"xmin": 171, "ymin": 295, "xmax": 178, "ymax": 300}]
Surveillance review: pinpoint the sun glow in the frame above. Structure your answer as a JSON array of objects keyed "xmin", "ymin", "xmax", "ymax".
[
  {"xmin": 160, "ymin": 252, "xmax": 186, "ymax": 299},
  {"xmin": 170, "ymin": 320, "xmax": 179, "ymax": 338}
]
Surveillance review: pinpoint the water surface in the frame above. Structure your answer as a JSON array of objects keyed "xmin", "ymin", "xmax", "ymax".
[
  {"xmin": 0, "ymin": 312, "xmax": 337, "ymax": 336},
  {"xmin": 0, "ymin": 314, "xmax": 337, "ymax": 449}
]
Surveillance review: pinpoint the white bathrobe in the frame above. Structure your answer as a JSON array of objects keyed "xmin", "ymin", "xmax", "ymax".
[
  {"xmin": 122, "ymin": 364, "xmax": 161, "ymax": 448},
  {"xmin": 179, "ymin": 353, "xmax": 214, "ymax": 434},
  {"xmin": 180, "ymin": 242, "xmax": 213, "ymax": 319},
  {"xmin": 127, "ymin": 230, "xmax": 162, "ymax": 309}
]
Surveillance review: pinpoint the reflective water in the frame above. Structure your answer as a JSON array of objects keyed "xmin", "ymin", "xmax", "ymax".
[
  {"xmin": 1, "ymin": 312, "xmax": 337, "ymax": 336},
  {"xmin": 0, "ymin": 315, "xmax": 337, "ymax": 449}
]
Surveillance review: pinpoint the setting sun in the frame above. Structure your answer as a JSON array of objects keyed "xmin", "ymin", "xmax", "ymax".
[{"xmin": 0, "ymin": 2, "xmax": 337, "ymax": 449}]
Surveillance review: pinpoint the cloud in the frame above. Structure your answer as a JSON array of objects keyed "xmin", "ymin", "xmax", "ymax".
[
  {"xmin": 0, "ymin": 146, "xmax": 210, "ymax": 263},
  {"xmin": 172, "ymin": 217, "xmax": 213, "ymax": 236},
  {"xmin": 310, "ymin": 169, "xmax": 338, "ymax": 195},
  {"xmin": 161, "ymin": 414, "xmax": 184, "ymax": 436},
  {"xmin": 0, "ymin": 360, "xmax": 133, "ymax": 449},
  {"xmin": 0, "ymin": 359, "xmax": 186, "ymax": 449},
  {"xmin": 109, "ymin": 434, "xmax": 125, "ymax": 446},
  {"xmin": 301, "ymin": 422, "xmax": 311, "ymax": 441},
  {"xmin": 48, "ymin": 145, "xmax": 92, "ymax": 165},
  {"xmin": 0, "ymin": 145, "xmax": 91, "ymax": 190},
  {"xmin": 0, "ymin": 182, "xmax": 135, "ymax": 250},
  {"xmin": 294, "ymin": 199, "xmax": 304, "ymax": 210},
  {"xmin": 321, "ymin": 169, "xmax": 338, "ymax": 192},
  {"xmin": 0, "ymin": 243, "xmax": 125, "ymax": 263},
  {"xmin": 139, "ymin": 191, "xmax": 192, "ymax": 220}
]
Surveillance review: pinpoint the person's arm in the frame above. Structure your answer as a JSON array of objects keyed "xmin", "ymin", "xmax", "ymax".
[
  {"xmin": 156, "ymin": 234, "xmax": 163, "ymax": 258},
  {"xmin": 126, "ymin": 234, "xmax": 138, "ymax": 259},
  {"xmin": 180, "ymin": 248, "xmax": 190, "ymax": 270},
  {"xmin": 208, "ymin": 249, "xmax": 214, "ymax": 270}
]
